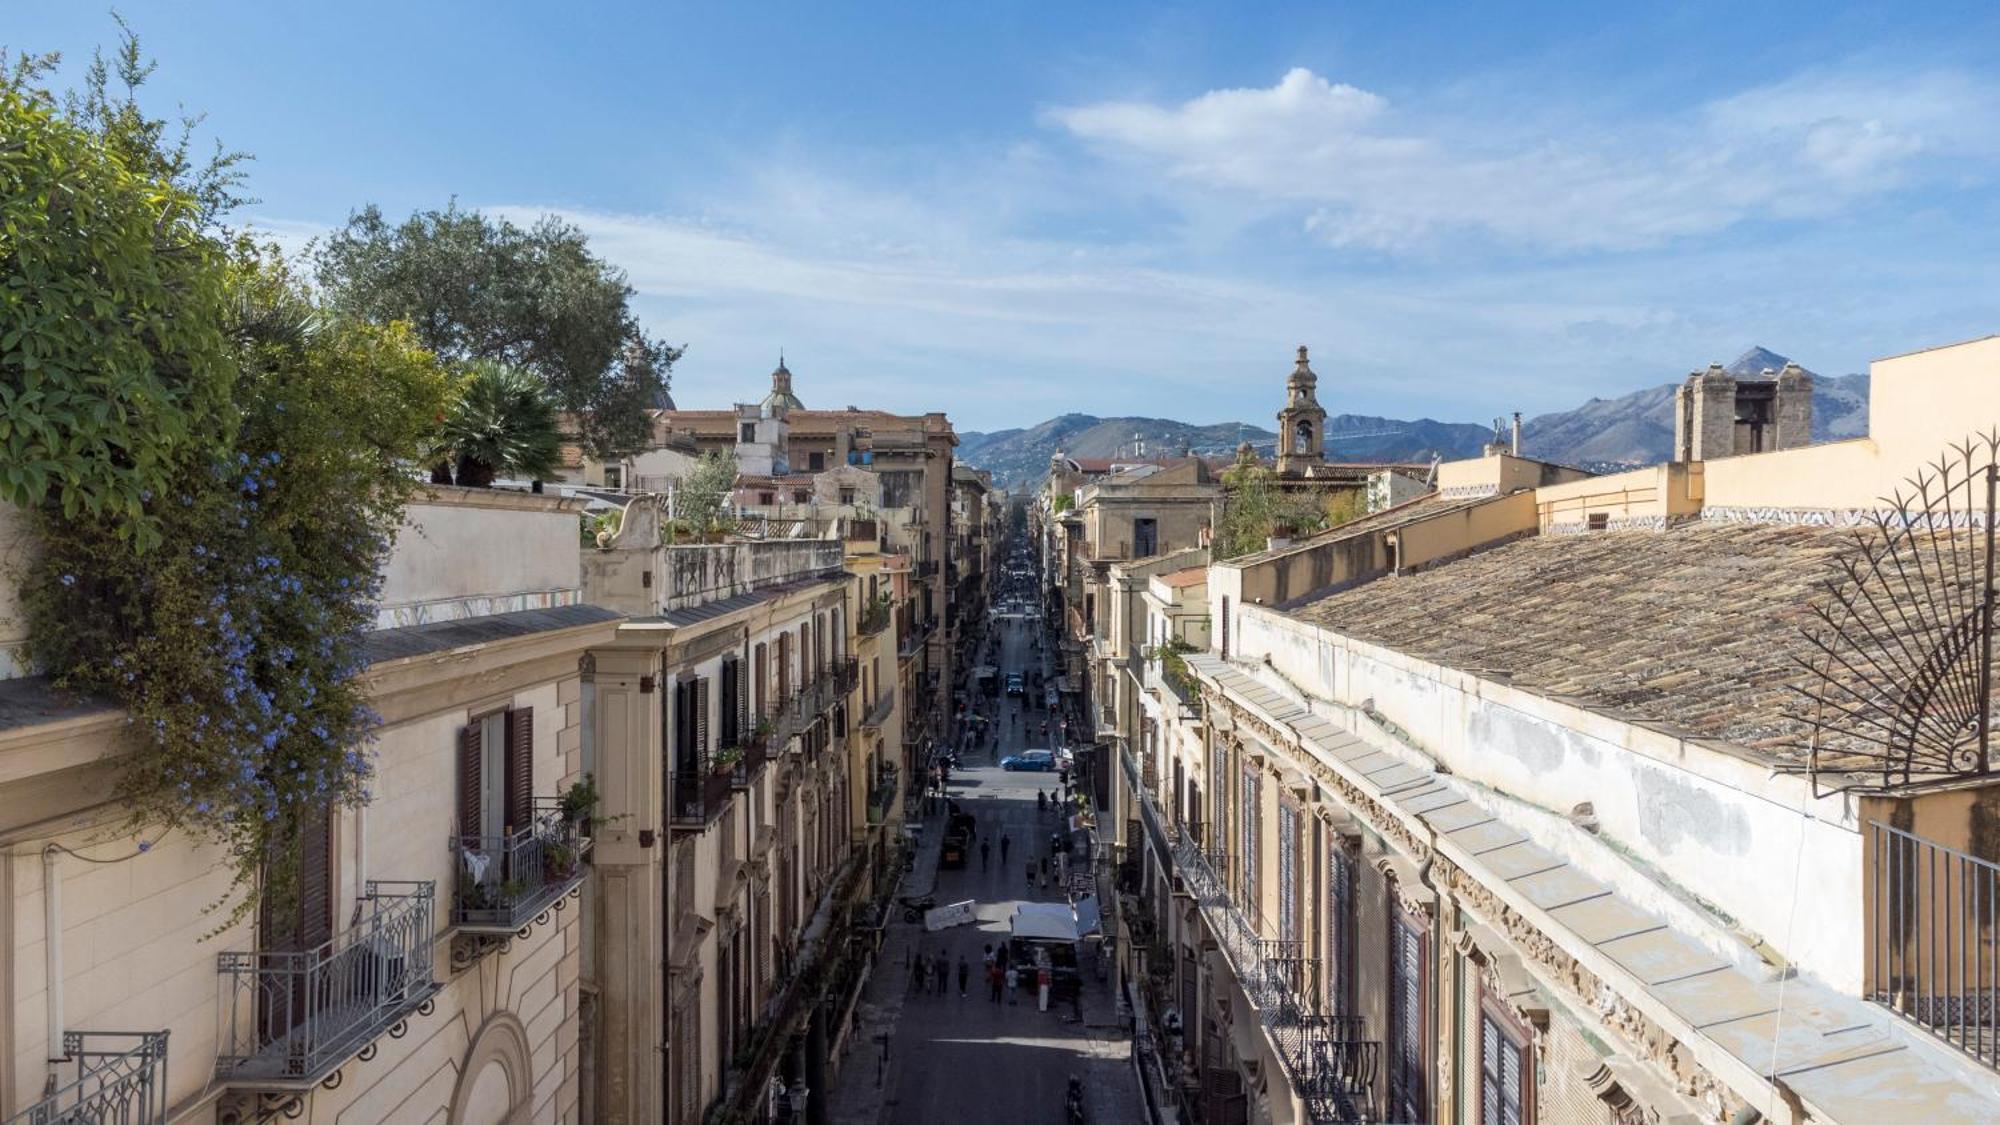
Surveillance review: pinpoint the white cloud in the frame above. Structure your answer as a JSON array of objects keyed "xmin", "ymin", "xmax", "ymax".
[{"xmin": 1048, "ymin": 66, "xmax": 1999, "ymax": 253}]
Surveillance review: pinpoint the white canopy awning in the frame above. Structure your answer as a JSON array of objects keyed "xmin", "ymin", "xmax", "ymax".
[{"xmin": 1010, "ymin": 902, "xmax": 1080, "ymax": 942}]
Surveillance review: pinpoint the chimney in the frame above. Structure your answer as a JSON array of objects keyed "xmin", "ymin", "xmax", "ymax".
[{"xmin": 1510, "ymin": 412, "xmax": 1521, "ymax": 455}]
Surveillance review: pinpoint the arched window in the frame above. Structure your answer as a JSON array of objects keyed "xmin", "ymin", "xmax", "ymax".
[{"xmin": 1294, "ymin": 419, "xmax": 1314, "ymax": 454}]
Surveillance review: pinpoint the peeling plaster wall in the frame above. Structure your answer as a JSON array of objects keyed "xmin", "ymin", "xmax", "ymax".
[{"xmin": 1232, "ymin": 604, "xmax": 1866, "ymax": 993}]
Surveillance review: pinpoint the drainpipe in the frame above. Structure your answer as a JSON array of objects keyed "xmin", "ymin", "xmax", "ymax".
[{"xmin": 42, "ymin": 846, "xmax": 64, "ymax": 1077}]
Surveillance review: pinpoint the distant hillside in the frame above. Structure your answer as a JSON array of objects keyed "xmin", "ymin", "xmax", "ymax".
[
  {"xmin": 959, "ymin": 413, "xmax": 1491, "ymax": 490},
  {"xmin": 1520, "ymin": 347, "xmax": 1869, "ymax": 467},
  {"xmin": 961, "ymin": 347, "xmax": 1871, "ymax": 488}
]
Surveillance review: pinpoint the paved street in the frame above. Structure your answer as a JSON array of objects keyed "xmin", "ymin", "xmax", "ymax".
[{"xmin": 827, "ymin": 572, "xmax": 1142, "ymax": 1125}]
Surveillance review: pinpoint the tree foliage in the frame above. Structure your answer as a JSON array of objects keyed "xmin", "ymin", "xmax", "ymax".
[
  {"xmin": 667, "ymin": 451, "xmax": 740, "ymax": 542},
  {"xmin": 0, "ymin": 38, "xmax": 239, "ymax": 550},
  {"xmin": 1213, "ymin": 463, "xmax": 1364, "ymax": 560},
  {"xmin": 434, "ymin": 360, "xmax": 562, "ymax": 487},
  {"xmin": 314, "ymin": 202, "xmax": 680, "ymax": 458},
  {"xmin": 8, "ymin": 29, "xmax": 451, "ymax": 921}
]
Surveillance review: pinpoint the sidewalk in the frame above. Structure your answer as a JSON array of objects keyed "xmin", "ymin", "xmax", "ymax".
[{"xmin": 824, "ymin": 807, "xmax": 945, "ymax": 1125}]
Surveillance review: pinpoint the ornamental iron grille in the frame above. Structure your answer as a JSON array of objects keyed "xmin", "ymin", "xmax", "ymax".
[{"xmin": 1795, "ymin": 433, "xmax": 2000, "ymax": 794}]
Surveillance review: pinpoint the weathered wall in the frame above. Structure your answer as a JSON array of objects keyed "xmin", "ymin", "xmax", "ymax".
[
  {"xmin": 1232, "ymin": 604, "xmax": 1866, "ymax": 993},
  {"xmin": 380, "ymin": 489, "xmax": 589, "ymax": 627}
]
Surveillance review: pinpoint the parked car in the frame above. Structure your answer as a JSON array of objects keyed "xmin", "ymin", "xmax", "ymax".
[
  {"xmin": 1006, "ymin": 673, "xmax": 1025, "ymax": 696},
  {"xmin": 1001, "ymin": 750, "xmax": 1055, "ymax": 772}
]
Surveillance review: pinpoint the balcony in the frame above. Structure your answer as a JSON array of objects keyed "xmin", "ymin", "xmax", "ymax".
[
  {"xmin": 217, "ymin": 881, "xmax": 439, "ymax": 1088},
  {"xmin": 1867, "ymin": 820, "xmax": 2000, "ymax": 1070},
  {"xmin": 771, "ymin": 658, "xmax": 860, "ymax": 749},
  {"xmin": 860, "ymin": 688, "xmax": 895, "ymax": 730},
  {"xmin": 858, "ymin": 596, "xmax": 893, "ymax": 636},
  {"xmin": 917, "ymin": 559, "xmax": 939, "ymax": 579},
  {"xmin": 671, "ymin": 763, "xmax": 736, "ymax": 829},
  {"xmin": 6, "ymin": 1031, "xmax": 168, "ymax": 1125},
  {"xmin": 1146, "ymin": 660, "xmax": 1203, "ymax": 719},
  {"xmin": 866, "ymin": 766, "xmax": 901, "ymax": 825},
  {"xmin": 1174, "ymin": 843, "xmax": 1376, "ymax": 1123},
  {"xmin": 450, "ymin": 798, "xmax": 592, "ymax": 934}
]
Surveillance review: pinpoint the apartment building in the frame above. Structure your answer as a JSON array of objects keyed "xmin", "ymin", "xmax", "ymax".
[
  {"xmin": 580, "ymin": 502, "xmax": 864, "ymax": 1125},
  {"xmin": 635, "ymin": 360, "xmax": 958, "ymax": 751},
  {"xmin": 1117, "ymin": 334, "xmax": 2000, "ymax": 1125},
  {"xmin": 0, "ymin": 487, "xmax": 616, "ymax": 1124}
]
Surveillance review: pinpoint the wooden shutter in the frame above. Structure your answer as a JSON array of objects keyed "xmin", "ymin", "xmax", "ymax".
[
  {"xmin": 696, "ymin": 679, "xmax": 710, "ymax": 758},
  {"xmin": 720, "ymin": 659, "xmax": 740, "ymax": 747},
  {"xmin": 1392, "ymin": 915, "xmax": 1427, "ymax": 1123},
  {"xmin": 754, "ymin": 643, "xmax": 768, "ymax": 714},
  {"xmin": 297, "ymin": 805, "xmax": 333, "ymax": 950},
  {"xmin": 505, "ymin": 707, "xmax": 534, "ymax": 833},
  {"xmin": 459, "ymin": 723, "xmax": 483, "ymax": 840}
]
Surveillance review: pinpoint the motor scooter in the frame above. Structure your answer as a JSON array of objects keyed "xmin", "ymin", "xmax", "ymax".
[{"xmin": 899, "ymin": 894, "xmax": 936, "ymax": 923}]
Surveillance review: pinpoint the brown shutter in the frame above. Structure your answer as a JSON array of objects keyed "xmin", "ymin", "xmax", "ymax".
[
  {"xmin": 459, "ymin": 723, "xmax": 483, "ymax": 840},
  {"xmin": 506, "ymin": 707, "xmax": 534, "ymax": 834},
  {"xmin": 696, "ymin": 679, "xmax": 710, "ymax": 757},
  {"xmin": 297, "ymin": 804, "xmax": 334, "ymax": 951}
]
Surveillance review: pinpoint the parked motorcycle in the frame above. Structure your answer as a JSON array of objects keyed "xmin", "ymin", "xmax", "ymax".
[{"xmin": 899, "ymin": 894, "xmax": 936, "ymax": 923}]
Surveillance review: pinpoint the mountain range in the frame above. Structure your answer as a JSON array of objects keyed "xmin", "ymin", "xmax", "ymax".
[{"xmin": 958, "ymin": 347, "xmax": 1871, "ymax": 489}]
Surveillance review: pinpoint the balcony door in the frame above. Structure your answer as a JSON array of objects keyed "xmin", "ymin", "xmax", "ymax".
[{"xmin": 258, "ymin": 802, "xmax": 334, "ymax": 1045}]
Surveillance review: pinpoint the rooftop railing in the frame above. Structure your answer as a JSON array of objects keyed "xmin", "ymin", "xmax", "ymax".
[
  {"xmin": 450, "ymin": 798, "xmax": 591, "ymax": 934},
  {"xmin": 217, "ymin": 881, "xmax": 438, "ymax": 1087},
  {"xmin": 1867, "ymin": 820, "xmax": 2000, "ymax": 1070},
  {"xmin": 5, "ymin": 1031, "xmax": 168, "ymax": 1125}
]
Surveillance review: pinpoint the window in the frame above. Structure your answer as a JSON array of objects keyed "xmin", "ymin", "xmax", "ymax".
[
  {"xmin": 461, "ymin": 708, "xmax": 534, "ymax": 841},
  {"xmin": 1277, "ymin": 800, "xmax": 1299, "ymax": 942},
  {"xmin": 1586, "ymin": 512, "xmax": 1609, "ymax": 531},
  {"xmin": 1239, "ymin": 763, "xmax": 1260, "ymax": 910},
  {"xmin": 673, "ymin": 679, "xmax": 709, "ymax": 769},
  {"xmin": 839, "ymin": 487, "xmax": 856, "ymax": 506},
  {"xmin": 1327, "ymin": 840, "xmax": 1357, "ymax": 1018},
  {"xmin": 794, "ymin": 490, "xmax": 810, "ymax": 503},
  {"xmin": 1134, "ymin": 517, "xmax": 1158, "ymax": 558},
  {"xmin": 1479, "ymin": 1002, "xmax": 1533, "ymax": 1125},
  {"xmin": 809, "ymin": 451, "xmax": 826, "ymax": 471},
  {"xmin": 759, "ymin": 491, "xmax": 775, "ymax": 505},
  {"xmin": 1389, "ymin": 910, "xmax": 1429, "ymax": 1124},
  {"xmin": 753, "ymin": 643, "xmax": 768, "ymax": 715},
  {"xmin": 740, "ymin": 422, "xmax": 756, "ymax": 443},
  {"xmin": 719, "ymin": 658, "xmax": 741, "ymax": 748},
  {"xmin": 603, "ymin": 465, "xmax": 624, "ymax": 490}
]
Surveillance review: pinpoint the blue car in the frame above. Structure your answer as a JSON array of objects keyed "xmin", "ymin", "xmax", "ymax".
[{"xmin": 1001, "ymin": 750, "xmax": 1055, "ymax": 772}]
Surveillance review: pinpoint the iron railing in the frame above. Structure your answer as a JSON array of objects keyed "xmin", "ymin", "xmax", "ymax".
[
  {"xmin": 860, "ymin": 689, "xmax": 896, "ymax": 730},
  {"xmin": 5, "ymin": 1031, "xmax": 168, "ymax": 1125},
  {"xmin": 671, "ymin": 764, "xmax": 735, "ymax": 827},
  {"xmin": 450, "ymin": 797, "xmax": 592, "ymax": 933},
  {"xmin": 1868, "ymin": 820, "xmax": 2000, "ymax": 1069},
  {"xmin": 1175, "ymin": 837, "xmax": 1376, "ymax": 1122},
  {"xmin": 859, "ymin": 597, "xmax": 893, "ymax": 636},
  {"xmin": 728, "ymin": 733, "xmax": 771, "ymax": 786},
  {"xmin": 217, "ymin": 881, "xmax": 438, "ymax": 1086},
  {"xmin": 867, "ymin": 766, "xmax": 901, "ymax": 825}
]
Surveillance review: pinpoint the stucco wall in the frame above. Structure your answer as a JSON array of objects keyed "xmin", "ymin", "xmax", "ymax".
[
  {"xmin": 1232, "ymin": 604, "xmax": 1866, "ymax": 993},
  {"xmin": 381, "ymin": 492, "xmax": 587, "ymax": 624}
]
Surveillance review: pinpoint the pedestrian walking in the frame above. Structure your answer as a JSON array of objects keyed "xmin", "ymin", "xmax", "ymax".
[
  {"xmin": 957, "ymin": 956, "xmax": 970, "ymax": 997},
  {"xmin": 980, "ymin": 839, "xmax": 990, "ymax": 871},
  {"xmin": 1006, "ymin": 965, "xmax": 1020, "ymax": 1005},
  {"xmin": 934, "ymin": 955, "xmax": 950, "ymax": 996},
  {"xmin": 912, "ymin": 950, "xmax": 927, "ymax": 994},
  {"xmin": 982, "ymin": 943, "xmax": 994, "ymax": 967},
  {"xmin": 988, "ymin": 963, "xmax": 1004, "ymax": 1003},
  {"xmin": 1000, "ymin": 833, "xmax": 1011, "ymax": 865},
  {"xmin": 1025, "ymin": 859, "xmax": 1035, "ymax": 886}
]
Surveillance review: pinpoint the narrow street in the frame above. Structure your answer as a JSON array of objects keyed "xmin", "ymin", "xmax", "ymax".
[{"xmin": 827, "ymin": 549, "xmax": 1143, "ymax": 1125}]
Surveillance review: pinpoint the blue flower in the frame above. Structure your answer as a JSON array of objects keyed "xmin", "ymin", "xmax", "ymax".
[
  {"xmin": 137, "ymin": 840, "xmax": 152, "ymax": 853},
  {"xmin": 59, "ymin": 574, "xmax": 75, "ymax": 587}
]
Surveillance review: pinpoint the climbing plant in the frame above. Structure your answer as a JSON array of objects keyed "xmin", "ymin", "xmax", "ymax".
[{"xmin": 6, "ymin": 31, "xmax": 451, "ymax": 923}]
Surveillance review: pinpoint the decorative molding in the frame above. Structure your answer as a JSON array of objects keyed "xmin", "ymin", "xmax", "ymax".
[
  {"xmin": 1440, "ymin": 484, "xmax": 1500, "ymax": 499},
  {"xmin": 374, "ymin": 587, "xmax": 583, "ymax": 630},
  {"xmin": 1546, "ymin": 515, "xmax": 1668, "ymax": 535},
  {"xmin": 1698, "ymin": 505, "xmax": 1882, "ymax": 528}
]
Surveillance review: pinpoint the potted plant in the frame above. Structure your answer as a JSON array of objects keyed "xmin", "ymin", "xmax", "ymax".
[
  {"xmin": 560, "ymin": 774, "xmax": 603, "ymax": 835},
  {"xmin": 713, "ymin": 745, "xmax": 745, "ymax": 772},
  {"xmin": 546, "ymin": 840, "xmax": 579, "ymax": 880}
]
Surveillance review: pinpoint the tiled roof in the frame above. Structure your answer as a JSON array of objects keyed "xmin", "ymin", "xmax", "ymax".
[
  {"xmin": 1291, "ymin": 519, "xmax": 1864, "ymax": 762},
  {"xmin": 1158, "ymin": 568, "xmax": 1207, "ymax": 589}
]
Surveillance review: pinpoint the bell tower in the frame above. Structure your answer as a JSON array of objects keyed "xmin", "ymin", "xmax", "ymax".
[{"xmin": 1276, "ymin": 344, "xmax": 1327, "ymax": 477}]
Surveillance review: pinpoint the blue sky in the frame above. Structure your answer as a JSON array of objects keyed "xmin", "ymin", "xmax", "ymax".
[{"xmin": 14, "ymin": 2, "xmax": 2000, "ymax": 434}]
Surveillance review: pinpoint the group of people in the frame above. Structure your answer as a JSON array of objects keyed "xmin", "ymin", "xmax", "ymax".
[{"xmin": 911, "ymin": 942, "xmax": 1046, "ymax": 1007}]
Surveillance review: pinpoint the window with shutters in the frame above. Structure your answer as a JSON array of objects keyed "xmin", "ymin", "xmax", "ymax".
[
  {"xmin": 1239, "ymin": 764, "xmax": 1260, "ymax": 912},
  {"xmin": 460, "ymin": 708, "xmax": 533, "ymax": 848},
  {"xmin": 1277, "ymin": 801, "xmax": 1299, "ymax": 942},
  {"xmin": 1210, "ymin": 750, "xmax": 1229, "ymax": 861},
  {"xmin": 720, "ymin": 658, "xmax": 741, "ymax": 748},
  {"xmin": 1389, "ymin": 910, "xmax": 1430, "ymax": 1124},
  {"xmin": 777, "ymin": 634, "xmax": 792, "ymax": 699},
  {"xmin": 1327, "ymin": 841, "xmax": 1357, "ymax": 1018},
  {"xmin": 1479, "ymin": 998, "xmax": 1533, "ymax": 1125}
]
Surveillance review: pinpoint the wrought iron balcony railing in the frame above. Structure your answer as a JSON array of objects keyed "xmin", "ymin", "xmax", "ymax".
[
  {"xmin": 1173, "ymin": 829, "xmax": 1376, "ymax": 1122},
  {"xmin": 450, "ymin": 797, "xmax": 591, "ymax": 934},
  {"xmin": 858, "ymin": 597, "xmax": 893, "ymax": 637},
  {"xmin": 1867, "ymin": 820, "xmax": 2000, "ymax": 1070},
  {"xmin": 860, "ymin": 688, "xmax": 895, "ymax": 730},
  {"xmin": 5, "ymin": 1031, "xmax": 168, "ymax": 1125},
  {"xmin": 671, "ymin": 762, "xmax": 735, "ymax": 828},
  {"xmin": 867, "ymin": 766, "xmax": 901, "ymax": 825},
  {"xmin": 217, "ymin": 881, "xmax": 438, "ymax": 1087}
]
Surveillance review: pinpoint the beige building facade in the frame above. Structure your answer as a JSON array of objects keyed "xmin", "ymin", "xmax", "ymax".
[
  {"xmin": 1, "ymin": 487, "xmax": 615, "ymax": 1125},
  {"xmin": 1116, "ymin": 334, "xmax": 2000, "ymax": 1125}
]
